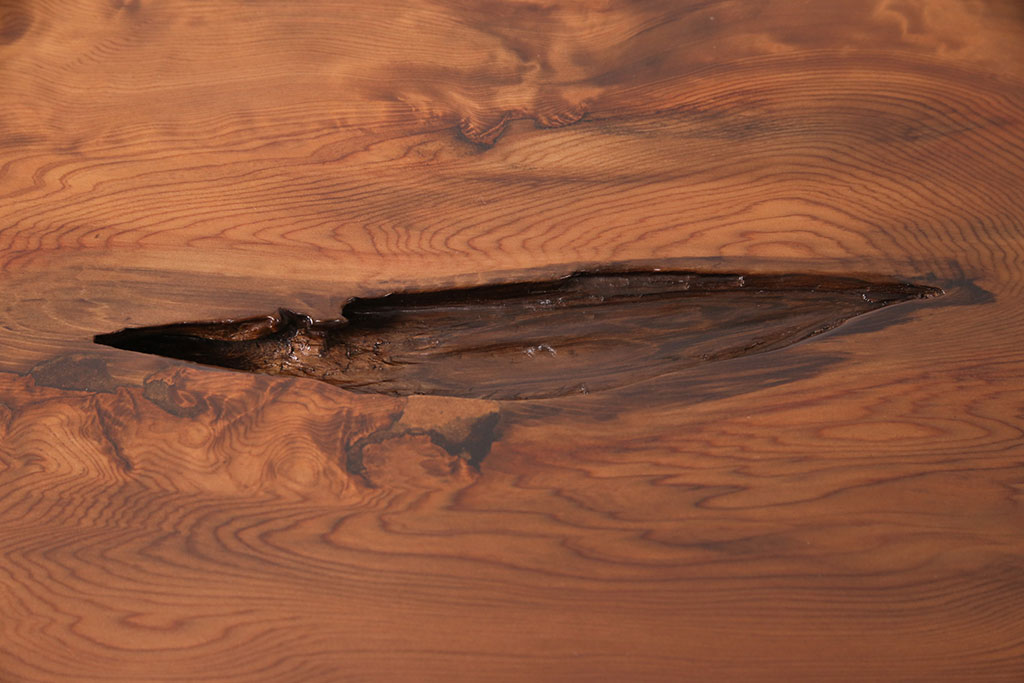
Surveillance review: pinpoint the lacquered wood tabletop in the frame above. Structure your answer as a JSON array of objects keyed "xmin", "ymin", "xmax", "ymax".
[{"xmin": 1, "ymin": 1, "xmax": 1023, "ymax": 680}]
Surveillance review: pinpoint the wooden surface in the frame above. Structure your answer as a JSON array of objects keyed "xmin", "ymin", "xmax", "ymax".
[
  {"xmin": 94, "ymin": 272, "xmax": 942, "ymax": 400},
  {"xmin": 1, "ymin": 0, "xmax": 1023, "ymax": 680}
]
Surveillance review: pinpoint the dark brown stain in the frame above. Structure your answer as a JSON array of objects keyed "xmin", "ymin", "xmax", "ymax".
[
  {"xmin": 94, "ymin": 270, "xmax": 942, "ymax": 400},
  {"xmin": 341, "ymin": 399, "xmax": 501, "ymax": 483},
  {"xmin": 93, "ymin": 394, "xmax": 135, "ymax": 472},
  {"xmin": 400, "ymin": 405, "xmax": 502, "ymax": 469},
  {"xmin": 342, "ymin": 410, "xmax": 404, "ymax": 482},
  {"xmin": 30, "ymin": 355, "xmax": 118, "ymax": 393},
  {"xmin": 431, "ymin": 410, "xmax": 501, "ymax": 468},
  {"xmin": 142, "ymin": 375, "xmax": 208, "ymax": 418},
  {"xmin": 0, "ymin": 1, "xmax": 31, "ymax": 45}
]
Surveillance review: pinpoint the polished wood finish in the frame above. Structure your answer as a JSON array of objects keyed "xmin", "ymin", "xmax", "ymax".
[
  {"xmin": 94, "ymin": 271, "xmax": 941, "ymax": 400},
  {"xmin": 2, "ymin": 1, "xmax": 1023, "ymax": 680}
]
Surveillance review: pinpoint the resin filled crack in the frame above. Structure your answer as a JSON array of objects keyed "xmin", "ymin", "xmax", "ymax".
[{"xmin": 94, "ymin": 271, "xmax": 942, "ymax": 400}]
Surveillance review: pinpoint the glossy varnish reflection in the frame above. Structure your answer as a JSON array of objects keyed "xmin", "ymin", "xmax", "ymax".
[{"xmin": 1, "ymin": 1, "xmax": 1023, "ymax": 681}]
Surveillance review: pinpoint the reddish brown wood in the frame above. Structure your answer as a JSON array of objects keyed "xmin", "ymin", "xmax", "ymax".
[{"xmin": 1, "ymin": 1, "xmax": 1023, "ymax": 680}]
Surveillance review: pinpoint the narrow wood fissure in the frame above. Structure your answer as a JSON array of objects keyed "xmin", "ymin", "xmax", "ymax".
[{"xmin": 94, "ymin": 271, "xmax": 942, "ymax": 400}]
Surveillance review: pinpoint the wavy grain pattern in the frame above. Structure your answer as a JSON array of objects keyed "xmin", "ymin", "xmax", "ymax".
[{"xmin": 2, "ymin": 0, "xmax": 1024, "ymax": 680}]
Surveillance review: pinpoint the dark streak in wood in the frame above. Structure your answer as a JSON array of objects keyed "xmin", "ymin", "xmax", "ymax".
[
  {"xmin": 93, "ymin": 396, "xmax": 134, "ymax": 472},
  {"xmin": 94, "ymin": 271, "xmax": 942, "ymax": 400},
  {"xmin": 142, "ymin": 376, "xmax": 208, "ymax": 418},
  {"xmin": 30, "ymin": 355, "xmax": 118, "ymax": 394}
]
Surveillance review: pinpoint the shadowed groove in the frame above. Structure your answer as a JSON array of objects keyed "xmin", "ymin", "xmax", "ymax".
[{"xmin": 94, "ymin": 270, "xmax": 942, "ymax": 399}]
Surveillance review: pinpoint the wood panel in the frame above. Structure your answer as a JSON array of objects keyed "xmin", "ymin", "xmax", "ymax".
[{"xmin": 1, "ymin": 0, "xmax": 1023, "ymax": 680}]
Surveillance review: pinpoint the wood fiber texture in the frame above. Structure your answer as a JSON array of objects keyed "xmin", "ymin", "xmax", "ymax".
[
  {"xmin": 94, "ymin": 272, "xmax": 942, "ymax": 400},
  {"xmin": 1, "ymin": 1, "xmax": 1023, "ymax": 681}
]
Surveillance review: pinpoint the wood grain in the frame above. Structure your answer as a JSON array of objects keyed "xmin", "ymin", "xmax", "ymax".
[
  {"xmin": 93, "ymin": 271, "xmax": 942, "ymax": 399},
  {"xmin": 1, "ymin": 0, "xmax": 1023, "ymax": 680}
]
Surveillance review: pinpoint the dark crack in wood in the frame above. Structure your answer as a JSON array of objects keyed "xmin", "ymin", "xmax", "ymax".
[{"xmin": 94, "ymin": 271, "xmax": 942, "ymax": 400}]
